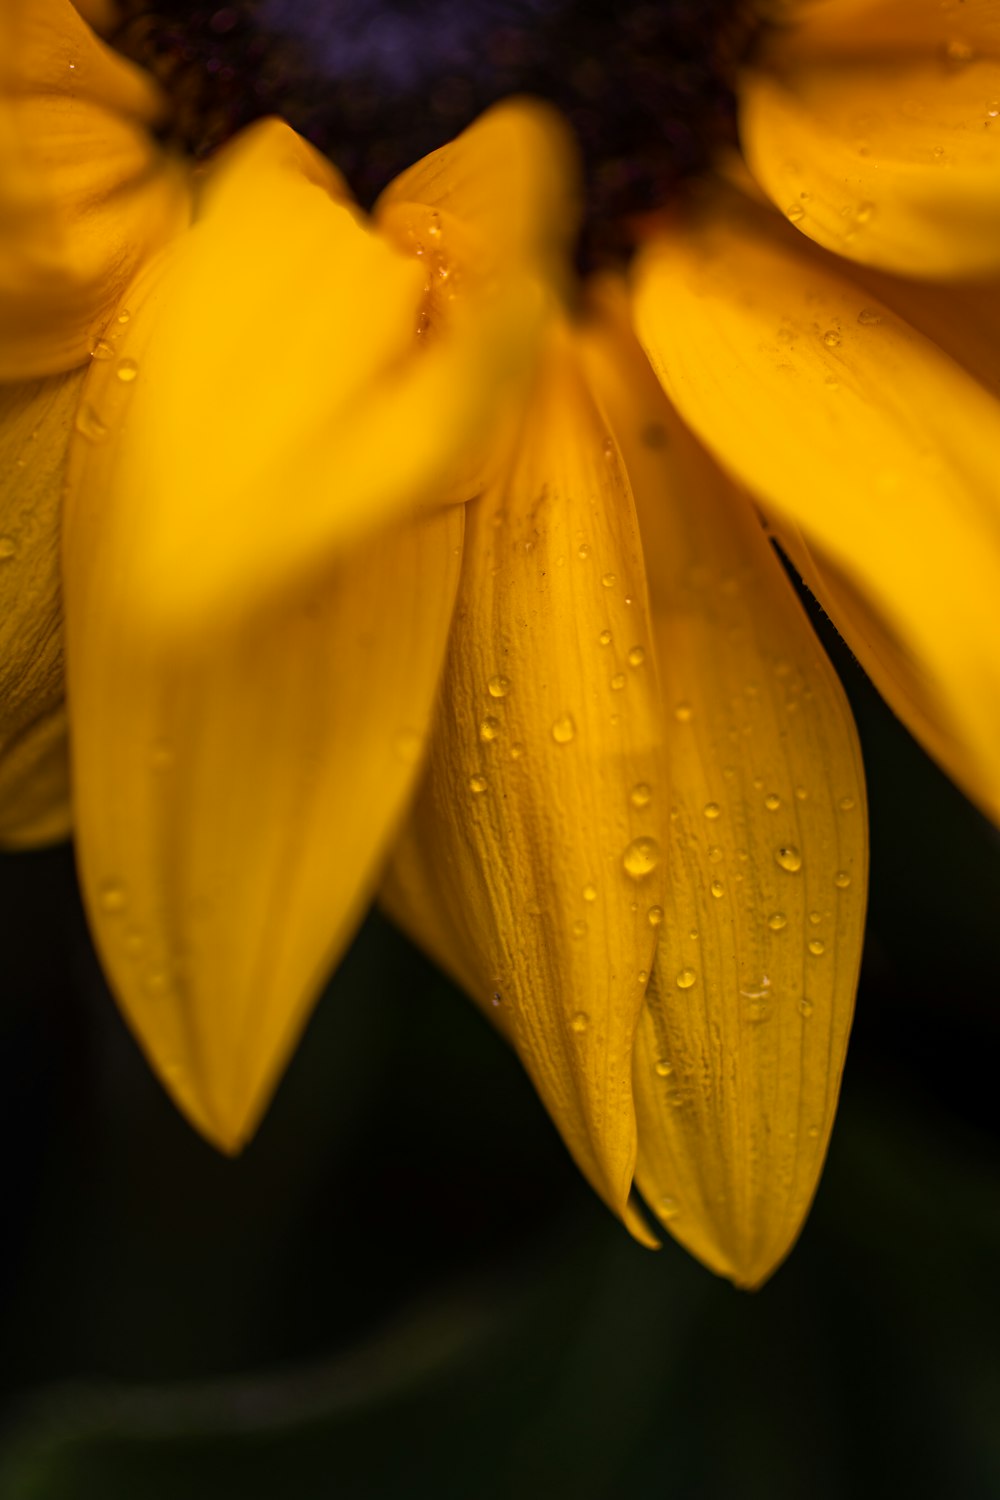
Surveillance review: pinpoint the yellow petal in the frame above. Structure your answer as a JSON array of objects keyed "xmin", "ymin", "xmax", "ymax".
[
  {"xmin": 0, "ymin": 371, "xmax": 85, "ymax": 848},
  {"xmin": 581, "ymin": 281, "xmax": 867, "ymax": 1287},
  {"xmin": 0, "ymin": 0, "xmax": 190, "ymax": 378},
  {"xmin": 633, "ymin": 187, "xmax": 1000, "ymax": 827},
  {"xmin": 741, "ymin": 0, "xmax": 1000, "ymax": 277},
  {"xmin": 68, "ymin": 113, "xmax": 562, "ymax": 639},
  {"xmin": 384, "ymin": 319, "xmax": 664, "ymax": 1240},
  {"xmin": 63, "ymin": 467, "xmax": 465, "ymax": 1148}
]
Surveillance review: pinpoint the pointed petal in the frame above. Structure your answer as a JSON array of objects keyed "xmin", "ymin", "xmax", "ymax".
[
  {"xmin": 0, "ymin": 0, "xmax": 190, "ymax": 378},
  {"xmin": 741, "ymin": 0, "xmax": 1000, "ymax": 277},
  {"xmin": 63, "ymin": 468, "xmax": 465, "ymax": 1148},
  {"xmin": 0, "ymin": 371, "xmax": 85, "ymax": 847},
  {"xmin": 384, "ymin": 321, "xmax": 664, "ymax": 1238},
  {"xmin": 69, "ymin": 114, "xmax": 558, "ymax": 639},
  {"xmin": 633, "ymin": 188, "xmax": 1000, "ymax": 826},
  {"xmin": 581, "ymin": 281, "xmax": 867, "ymax": 1287}
]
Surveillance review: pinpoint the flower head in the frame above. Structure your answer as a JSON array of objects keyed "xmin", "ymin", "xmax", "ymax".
[{"xmin": 2, "ymin": 0, "xmax": 997, "ymax": 1288}]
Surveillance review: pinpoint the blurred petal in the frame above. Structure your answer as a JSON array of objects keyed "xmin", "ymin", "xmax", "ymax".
[
  {"xmin": 0, "ymin": 0, "xmax": 190, "ymax": 378},
  {"xmin": 0, "ymin": 371, "xmax": 85, "ymax": 847},
  {"xmin": 633, "ymin": 187, "xmax": 1000, "ymax": 827},
  {"xmin": 63, "ymin": 483, "xmax": 464, "ymax": 1149},
  {"xmin": 741, "ymin": 0, "xmax": 1000, "ymax": 277},
  {"xmin": 384, "ymin": 320, "xmax": 664, "ymax": 1239},
  {"xmin": 70, "ymin": 112, "xmax": 565, "ymax": 639},
  {"xmin": 582, "ymin": 283, "xmax": 867, "ymax": 1287}
]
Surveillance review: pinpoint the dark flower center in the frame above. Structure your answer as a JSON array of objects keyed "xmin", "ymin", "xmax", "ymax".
[{"xmin": 113, "ymin": 0, "xmax": 756, "ymax": 263}]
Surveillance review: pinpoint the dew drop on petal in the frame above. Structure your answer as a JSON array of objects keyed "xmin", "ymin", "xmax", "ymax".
[
  {"xmin": 90, "ymin": 340, "xmax": 114, "ymax": 360},
  {"xmin": 654, "ymin": 1058, "xmax": 673, "ymax": 1077},
  {"xmin": 601, "ymin": 572, "xmax": 616, "ymax": 588},
  {"xmin": 659, "ymin": 1196, "xmax": 680, "ymax": 1220},
  {"xmin": 839, "ymin": 796, "xmax": 856, "ymax": 812},
  {"xmin": 577, "ymin": 543, "xmax": 591, "ymax": 560},
  {"xmin": 768, "ymin": 912, "xmax": 788, "ymax": 931},
  {"xmin": 764, "ymin": 793, "xmax": 781, "ymax": 811},
  {"xmin": 623, "ymin": 837, "xmax": 661, "ymax": 880},
  {"xmin": 570, "ymin": 1010, "xmax": 590, "ymax": 1034},
  {"xmin": 99, "ymin": 882, "xmax": 126, "ymax": 914},
  {"xmin": 598, "ymin": 629, "xmax": 612, "ymax": 646},
  {"xmin": 116, "ymin": 357, "xmax": 139, "ymax": 382},
  {"xmin": 479, "ymin": 716, "xmax": 500, "ymax": 742},
  {"xmin": 823, "ymin": 330, "xmax": 841, "ymax": 348},
  {"xmin": 488, "ymin": 674, "xmax": 510, "ymax": 698},
  {"xmin": 629, "ymin": 782, "xmax": 652, "ymax": 809},
  {"xmin": 857, "ymin": 308, "xmax": 882, "ymax": 326},
  {"xmin": 710, "ymin": 879, "xmax": 724, "ymax": 899},
  {"xmin": 610, "ymin": 672, "xmax": 626, "ymax": 691},
  {"xmin": 808, "ymin": 939, "xmax": 826, "ymax": 956},
  {"xmin": 703, "ymin": 802, "xmax": 721, "ymax": 820},
  {"xmin": 676, "ymin": 967, "xmax": 697, "ymax": 989},
  {"xmin": 674, "ymin": 702, "xmax": 693, "ymax": 723},
  {"xmin": 469, "ymin": 773, "xmax": 488, "ymax": 794},
  {"xmin": 582, "ymin": 883, "xmax": 598, "ymax": 903},
  {"xmin": 627, "ymin": 646, "xmax": 645, "ymax": 668},
  {"xmin": 775, "ymin": 845, "xmax": 803, "ymax": 873},
  {"xmin": 647, "ymin": 905, "xmax": 664, "ymax": 927},
  {"xmin": 551, "ymin": 713, "xmax": 576, "ymax": 744},
  {"xmin": 799, "ymin": 998, "xmax": 815, "ymax": 1018},
  {"xmin": 834, "ymin": 870, "xmax": 852, "ymax": 889},
  {"xmin": 572, "ymin": 919, "xmax": 587, "ymax": 939}
]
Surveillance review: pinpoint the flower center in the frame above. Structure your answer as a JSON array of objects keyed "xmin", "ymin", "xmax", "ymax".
[{"xmin": 113, "ymin": 0, "xmax": 756, "ymax": 261}]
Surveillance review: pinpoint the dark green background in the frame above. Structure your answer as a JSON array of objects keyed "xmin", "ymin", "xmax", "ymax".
[{"xmin": 2, "ymin": 630, "xmax": 999, "ymax": 1500}]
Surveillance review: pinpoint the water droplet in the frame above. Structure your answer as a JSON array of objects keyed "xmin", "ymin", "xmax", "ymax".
[
  {"xmin": 479, "ymin": 716, "xmax": 500, "ymax": 743},
  {"xmin": 627, "ymin": 646, "xmax": 645, "ymax": 668},
  {"xmin": 857, "ymin": 308, "xmax": 882, "ymax": 326},
  {"xmin": 945, "ymin": 36, "xmax": 974, "ymax": 63},
  {"xmin": 834, "ymin": 870, "xmax": 852, "ymax": 889},
  {"xmin": 839, "ymin": 796, "xmax": 856, "ymax": 812},
  {"xmin": 676, "ymin": 967, "xmax": 697, "ymax": 989},
  {"xmin": 90, "ymin": 340, "xmax": 114, "ymax": 360},
  {"xmin": 598, "ymin": 629, "xmax": 612, "ymax": 647},
  {"xmin": 623, "ymin": 836, "xmax": 661, "ymax": 880},
  {"xmin": 610, "ymin": 672, "xmax": 626, "ymax": 691},
  {"xmin": 116, "ymin": 357, "xmax": 139, "ymax": 382},
  {"xmin": 117, "ymin": 309, "xmax": 131, "ymax": 325},
  {"xmin": 469, "ymin": 773, "xmax": 488, "ymax": 794},
  {"xmin": 795, "ymin": 785, "xmax": 808, "ymax": 801},
  {"xmin": 710, "ymin": 879, "xmax": 724, "ymax": 899},
  {"xmin": 551, "ymin": 713, "xmax": 576, "ymax": 744},
  {"xmin": 0, "ymin": 537, "xmax": 16, "ymax": 560},
  {"xmin": 775, "ymin": 845, "xmax": 803, "ymax": 873},
  {"xmin": 647, "ymin": 905, "xmax": 663, "ymax": 927},
  {"xmin": 74, "ymin": 404, "xmax": 108, "ymax": 443},
  {"xmin": 569, "ymin": 918, "xmax": 587, "ymax": 941},
  {"xmin": 855, "ymin": 200, "xmax": 874, "ymax": 224},
  {"xmin": 570, "ymin": 1010, "xmax": 590, "ymax": 1034},
  {"xmin": 823, "ymin": 329, "xmax": 841, "ymax": 348},
  {"xmin": 808, "ymin": 939, "xmax": 826, "ymax": 956},
  {"xmin": 510, "ymin": 741, "xmax": 524, "ymax": 760},
  {"xmin": 764, "ymin": 793, "xmax": 781, "ymax": 811},
  {"xmin": 628, "ymin": 785, "xmax": 653, "ymax": 813},
  {"xmin": 659, "ymin": 1195, "xmax": 679, "ymax": 1220},
  {"xmin": 392, "ymin": 728, "xmax": 423, "ymax": 764},
  {"xmin": 809, "ymin": 910, "xmax": 822, "ymax": 925},
  {"xmin": 807, "ymin": 1125, "xmax": 819, "ymax": 1139},
  {"xmin": 654, "ymin": 1059, "xmax": 673, "ymax": 1077},
  {"xmin": 582, "ymin": 883, "xmax": 598, "ymax": 903},
  {"xmin": 708, "ymin": 845, "xmax": 723, "ymax": 863},
  {"xmin": 487, "ymin": 674, "xmax": 510, "ymax": 698},
  {"xmin": 799, "ymin": 998, "xmax": 815, "ymax": 1017},
  {"xmin": 144, "ymin": 967, "xmax": 170, "ymax": 997},
  {"xmin": 99, "ymin": 882, "xmax": 126, "ymax": 914},
  {"xmin": 601, "ymin": 572, "xmax": 616, "ymax": 588},
  {"xmin": 703, "ymin": 802, "xmax": 721, "ymax": 820},
  {"xmin": 786, "ymin": 203, "xmax": 805, "ymax": 223},
  {"xmin": 768, "ymin": 911, "xmax": 788, "ymax": 931},
  {"xmin": 577, "ymin": 543, "xmax": 591, "ymax": 560},
  {"xmin": 674, "ymin": 701, "xmax": 693, "ymax": 723}
]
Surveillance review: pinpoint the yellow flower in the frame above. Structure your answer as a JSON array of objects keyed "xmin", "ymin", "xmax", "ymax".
[{"xmin": 1, "ymin": 0, "xmax": 996, "ymax": 1290}]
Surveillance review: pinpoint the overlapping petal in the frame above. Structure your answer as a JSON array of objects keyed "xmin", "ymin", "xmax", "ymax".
[
  {"xmin": 633, "ymin": 186, "xmax": 1000, "ymax": 827},
  {"xmin": 741, "ymin": 0, "xmax": 1000, "ymax": 277},
  {"xmin": 62, "ymin": 109, "xmax": 572, "ymax": 1150},
  {"xmin": 583, "ymin": 284, "xmax": 867, "ymax": 1286},
  {"xmin": 384, "ymin": 317, "xmax": 664, "ymax": 1240},
  {"xmin": 0, "ymin": 0, "xmax": 190, "ymax": 378},
  {"xmin": 0, "ymin": 372, "xmax": 85, "ymax": 847}
]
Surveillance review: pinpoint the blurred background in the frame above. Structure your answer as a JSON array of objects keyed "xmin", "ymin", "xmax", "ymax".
[{"xmin": 2, "ymin": 619, "xmax": 999, "ymax": 1500}]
